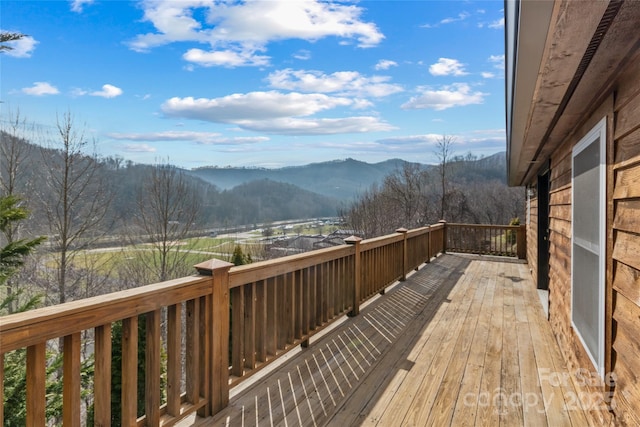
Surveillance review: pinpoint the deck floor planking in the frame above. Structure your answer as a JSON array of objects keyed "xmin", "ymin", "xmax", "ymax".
[{"xmin": 179, "ymin": 254, "xmax": 595, "ymax": 427}]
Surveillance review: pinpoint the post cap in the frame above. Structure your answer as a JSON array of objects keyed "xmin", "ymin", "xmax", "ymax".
[
  {"xmin": 395, "ymin": 227, "xmax": 408, "ymax": 233},
  {"xmin": 344, "ymin": 235, "xmax": 362, "ymax": 244},
  {"xmin": 194, "ymin": 259, "xmax": 234, "ymax": 276}
]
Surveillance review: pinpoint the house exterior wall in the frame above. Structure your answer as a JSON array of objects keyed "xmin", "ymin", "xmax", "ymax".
[
  {"xmin": 526, "ymin": 52, "xmax": 640, "ymax": 426},
  {"xmin": 610, "ymin": 51, "xmax": 640, "ymax": 427}
]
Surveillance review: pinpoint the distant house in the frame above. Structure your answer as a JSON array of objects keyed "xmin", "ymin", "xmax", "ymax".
[
  {"xmin": 266, "ymin": 230, "xmax": 364, "ymax": 256},
  {"xmin": 314, "ymin": 229, "xmax": 364, "ymax": 249},
  {"xmin": 267, "ymin": 235, "xmax": 325, "ymax": 256},
  {"xmin": 506, "ymin": 1, "xmax": 640, "ymax": 425}
]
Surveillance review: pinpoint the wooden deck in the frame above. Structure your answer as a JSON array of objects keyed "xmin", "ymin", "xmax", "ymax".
[{"xmin": 183, "ymin": 254, "xmax": 597, "ymax": 426}]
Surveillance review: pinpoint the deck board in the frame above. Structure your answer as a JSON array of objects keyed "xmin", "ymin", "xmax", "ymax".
[{"xmin": 180, "ymin": 254, "xmax": 594, "ymax": 427}]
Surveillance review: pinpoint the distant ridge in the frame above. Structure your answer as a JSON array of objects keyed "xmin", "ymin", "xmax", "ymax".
[
  {"xmin": 188, "ymin": 154, "xmax": 506, "ymax": 201},
  {"xmin": 189, "ymin": 158, "xmax": 415, "ymax": 200}
]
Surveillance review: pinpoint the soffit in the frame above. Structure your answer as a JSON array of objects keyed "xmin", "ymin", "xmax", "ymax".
[
  {"xmin": 510, "ymin": 0, "xmax": 608, "ymax": 186},
  {"xmin": 520, "ymin": 1, "xmax": 640, "ymax": 185}
]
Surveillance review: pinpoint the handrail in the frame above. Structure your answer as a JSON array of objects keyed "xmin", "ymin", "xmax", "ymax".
[
  {"xmin": 0, "ymin": 221, "xmax": 525, "ymax": 425},
  {"xmin": 446, "ymin": 223, "xmax": 526, "ymax": 259}
]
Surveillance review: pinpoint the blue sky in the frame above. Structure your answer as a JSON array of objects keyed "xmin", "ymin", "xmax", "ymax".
[{"xmin": 2, "ymin": 0, "xmax": 506, "ymax": 168}]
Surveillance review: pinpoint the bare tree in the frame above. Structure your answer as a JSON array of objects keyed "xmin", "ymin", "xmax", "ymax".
[
  {"xmin": 1, "ymin": 110, "xmax": 32, "ymax": 198},
  {"xmin": 383, "ymin": 163, "xmax": 428, "ymax": 229},
  {"xmin": 434, "ymin": 135, "xmax": 455, "ymax": 220},
  {"xmin": 131, "ymin": 161, "xmax": 202, "ymax": 283},
  {"xmin": 0, "ymin": 110, "xmax": 39, "ymax": 312},
  {"xmin": 38, "ymin": 112, "xmax": 112, "ymax": 304}
]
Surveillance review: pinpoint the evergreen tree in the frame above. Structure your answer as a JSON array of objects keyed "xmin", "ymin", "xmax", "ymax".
[
  {"xmin": 1, "ymin": 195, "xmax": 45, "ymax": 425},
  {"xmin": 231, "ymin": 245, "xmax": 247, "ymax": 266},
  {"xmin": 0, "ymin": 195, "xmax": 45, "ymax": 313},
  {"xmin": 0, "ymin": 31, "xmax": 25, "ymax": 52}
]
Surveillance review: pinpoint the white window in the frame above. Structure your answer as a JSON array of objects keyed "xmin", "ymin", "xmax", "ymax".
[{"xmin": 571, "ymin": 118, "xmax": 606, "ymax": 377}]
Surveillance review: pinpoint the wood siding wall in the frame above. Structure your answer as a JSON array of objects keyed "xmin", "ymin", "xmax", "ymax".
[
  {"xmin": 610, "ymin": 53, "xmax": 640, "ymax": 427},
  {"xmin": 542, "ymin": 99, "xmax": 614, "ymax": 426},
  {"xmin": 527, "ymin": 53, "xmax": 640, "ymax": 426}
]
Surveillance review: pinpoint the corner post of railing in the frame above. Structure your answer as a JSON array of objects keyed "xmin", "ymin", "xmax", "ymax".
[
  {"xmin": 396, "ymin": 228, "xmax": 408, "ymax": 281},
  {"xmin": 345, "ymin": 236, "xmax": 362, "ymax": 317},
  {"xmin": 517, "ymin": 224, "xmax": 527, "ymax": 259},
  {"xmin": 439, "ymin": 220, "xmax": 447, "ymax": 254},
  {"xmin": 195, "ymin": 259, "xmax": 234, "ymax": 415}
]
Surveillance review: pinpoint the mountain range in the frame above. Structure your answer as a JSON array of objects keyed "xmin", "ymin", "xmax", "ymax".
[{"xmin": 188, "ymin": 153, "xmax": 507, "ymax": 201}]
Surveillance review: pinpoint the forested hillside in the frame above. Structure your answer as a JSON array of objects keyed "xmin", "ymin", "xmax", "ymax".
[
  {"xmin": 0, "ymin": 131, "xmax": 339, "ymax": 234},
  {"xmin": 341, "ymin": 152, "xmax": 524, "ymax": 238},
  {"xmin": 189, "ymin": 158, "xmax": 410, "ymax": 200}
]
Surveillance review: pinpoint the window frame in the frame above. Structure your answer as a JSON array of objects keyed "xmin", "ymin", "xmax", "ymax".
[{"xmin": 570, "ymin": 117, "xmax": 606, "ymax": 378}]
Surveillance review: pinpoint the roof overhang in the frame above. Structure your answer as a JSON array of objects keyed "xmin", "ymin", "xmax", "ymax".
[{"xmin": 505, "ymin": 0, "xmax": 639, "ymax": 186}]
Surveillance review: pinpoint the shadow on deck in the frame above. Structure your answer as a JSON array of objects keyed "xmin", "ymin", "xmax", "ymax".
[{"xmin": 182, "ymin": 254, "xmax": 595, "ymax": 426}]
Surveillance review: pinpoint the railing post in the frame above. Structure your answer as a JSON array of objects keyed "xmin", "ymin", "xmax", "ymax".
[
  {"xmin": 517, "ymin": 224, "xmax": 527, "ymax": 259},
  {"xmin": 396, "ymin": 228, "xmax": 408, "ymax": 281},
  {"xmin": 345, "ymin": 236, "xmax": 362, "ymax": 317},
  {"xmin": 439, "ymin": 220, "xmax": 447, "ymax": 253},
  {"xmin": 26, "ymin": 343, "xmax": 46, "ymax": 426},
  {"xmin": 0, "ymin": 354, "xmax": 3, "ymax": 425},
  {"xmin": 426, "ymin": 225, "xmax": 431, "ymax": 263},
  {"xmin": 194, "ymin": 259, "xmax": 234, "ymax": 415}
]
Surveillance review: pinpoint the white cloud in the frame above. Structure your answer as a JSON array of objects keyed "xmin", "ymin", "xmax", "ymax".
[
  {"xmin": 481, "ymin": 54, "xmax": 504, "ymax": 78},
  {"xmin": 440, "ymin": 12, "xmax": 470, "ymax": 25},
  {"xmin": 293, "ymin": 49, "xmax": 311, "ymax": 60},
  {"xmin": 90, "ymin": 84, "xmax": 123, "ymax": 98},
  {"xmin": 489, "ymin": 54, "xmax": 505, "ymax": 70},
  {"xmin": 401, "ymin": 83, "xmax": 487, "ymax": 110},
  {"xmin": 422, "ymin": 11, "xmax": 470, "ymax": 28},
  {"xmin": 240, "ymin": 116, "xmax": 395, "ymax": 135},
  {"xmin": 376, "ymin": 134, "xmax": 442, "ymax": 145},
  {"xmin": 22, "ymin": 82, "xmax": 59, "ymax": 96},
  {"xmin": 108, "ymin": 131, "xmax": 269, "ymax": 145},
  {"xmin": 489, "ymin": 17, "xmax": 504, "ymax": 29},
  {"xmin": 375, "ymin": 60, "xmax": 398, "ymax": 71},
  {"xmin": 70, "ymin": 0, "xmax": 94, "ymax": 13},
  {"xmin": 161, "ymin": 91, "xmax": 393, "ymax": 135},
  {"xmin": 2, "ymin": 34, "xmax": 38, "ymax": 58},
  {"xmin": 71, "ymin": 88, "xmax": 88, "ymax": 97},
  {"xmin": 121, "ymin": 144, "xmax": 157, "ymax": 153},
  {"xmin": 429, "ymin": 58, "xmax": 468, "ymax": 76},
  {"xmin": 163, "ymin": 91, "xmax": 354, "ymax": 122},
  {"xmin": 129, "ymin": 0, "xmax": 383, "ymax": 67},
  {"xmin": 267, "ymin": 69, "xmax": 403, "ymax": 98},
  {"xmin": 183, "ymin": 48, "xmax": 269, "ymax": 68}
]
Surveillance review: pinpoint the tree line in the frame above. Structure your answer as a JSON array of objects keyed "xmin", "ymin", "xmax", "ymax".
[{"xmin": 340, "ymin": 136, "xmax": 524, "ymax": 238}]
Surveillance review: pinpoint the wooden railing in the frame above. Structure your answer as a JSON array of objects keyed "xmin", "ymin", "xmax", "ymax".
[
  {"xmin": 0, "ymin": 221, "xmax": 520, "ymax": 425},
  {"xmin": 446, "ymin": 223, "xmax": 526, "ymax": 259}
]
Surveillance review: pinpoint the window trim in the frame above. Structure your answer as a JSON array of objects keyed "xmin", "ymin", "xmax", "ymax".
[{"xmin": 570, "ymin": 117, "xmax": 606, "ymax": 378}]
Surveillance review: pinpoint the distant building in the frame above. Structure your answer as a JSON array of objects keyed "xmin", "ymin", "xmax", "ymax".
[{"xmin": 265, "ymin": 229, "xmax": 364, "ymax": 256}]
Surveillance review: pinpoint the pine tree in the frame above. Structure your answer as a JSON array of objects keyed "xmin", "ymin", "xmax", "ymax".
[
  {"xmin": 1, "ymin": 195, "xmax": 45, "ymax": 425},
  {"xmin": 0, "ymin": 195, "xmax": 45, "ymax": 313},
  {"xmin": 231, "ymin": 245, "xmax": 248, "ymax": 266}
]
